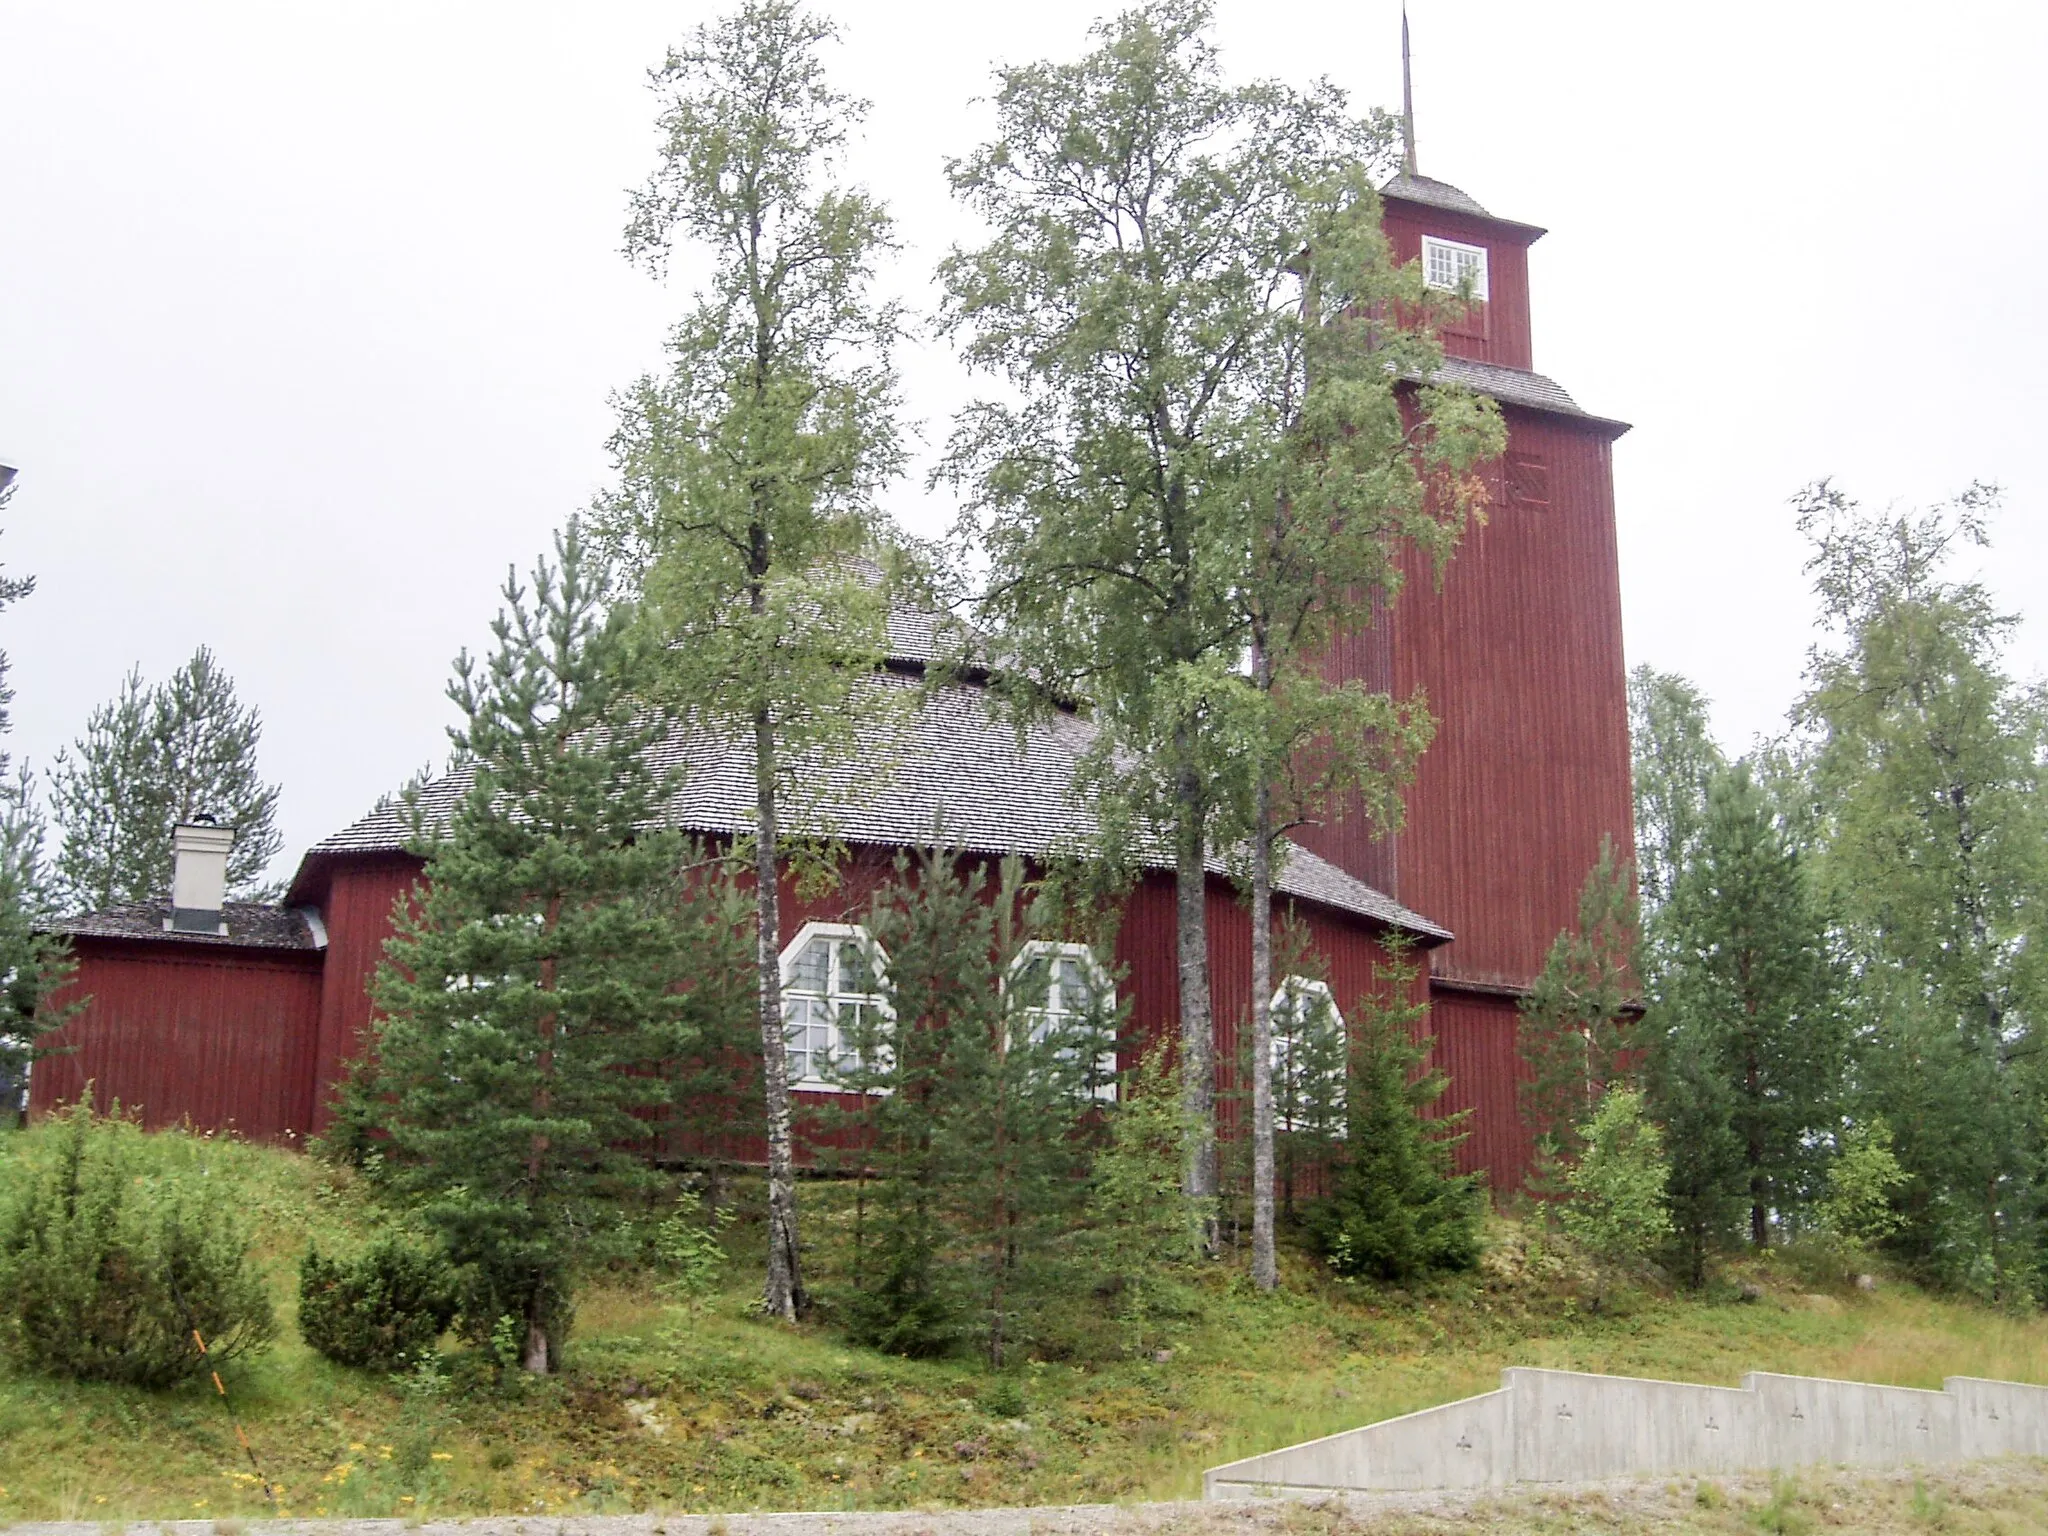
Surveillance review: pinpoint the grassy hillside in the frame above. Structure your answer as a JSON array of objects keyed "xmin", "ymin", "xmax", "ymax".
[{"xmin": 4, "ymin": 1126, "xmax": 2048, "ymax": 1524}]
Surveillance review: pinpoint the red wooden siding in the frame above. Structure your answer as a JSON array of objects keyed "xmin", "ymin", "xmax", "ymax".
[
  {"xmin": 1425, "ymin": 986, "xmax": 1531, "ymax": 1188},
  {"xmin": 32, "ymin": 941, "xmax": 323, "ymax": 1142},
  {"xmin": 308, "ymin": 855, "xmax": 424, "ymax": 1134},
  {"xmin": 1297, "ymin": 404, "xmax": 1634, "ymax": 997}
]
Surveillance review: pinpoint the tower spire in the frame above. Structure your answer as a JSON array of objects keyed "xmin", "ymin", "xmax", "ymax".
[{"xmin": 1400, "ymin": 1, "xmax": 1418, "ymax": 178}]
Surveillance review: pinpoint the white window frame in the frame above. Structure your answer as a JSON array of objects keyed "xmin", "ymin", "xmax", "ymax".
[
  {"xmin": 1270, "ymin": 976, "xmax": 1347, "ymax": 1135},
  {"xmin": 779, "ymin": 921, "xmax": 892, "ymax": 1093},
  {"xmin": 1421, "ymin": 235, "xmax": 1489, "ymax": 302},
  {"xmin": 1007, "ymin": 940, "xmax": 1119, "ymax": 1102}
]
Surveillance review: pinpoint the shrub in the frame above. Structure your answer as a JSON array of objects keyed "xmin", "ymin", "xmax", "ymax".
[
  {"xmin": 0, "ymin": 1101, "xmax": 275, "ymax": 1387},
  {"xmin": 1819, "ymin": 1119, "xmax": 1908, "ymax": 1249},
  {"xmin": 1561, "ymin": 1086, "xmax": 1673, "ymax": 1272},
  {"xmin": 298, "ymin": 1238, "xmax": 458, "ymax": 1371}
]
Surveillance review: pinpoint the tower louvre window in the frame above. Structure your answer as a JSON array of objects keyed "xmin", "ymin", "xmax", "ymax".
[{"xmin": 1422, "ymin": 235, "xmax": 1489, "ymax": 301}]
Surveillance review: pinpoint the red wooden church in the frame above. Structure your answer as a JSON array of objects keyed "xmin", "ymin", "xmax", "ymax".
[{"xmin": 31, "ymin": 167, "xmax": 1632, "ymax": 1192}]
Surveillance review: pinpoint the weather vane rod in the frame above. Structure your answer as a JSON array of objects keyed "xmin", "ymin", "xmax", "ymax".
[{"xmin": 1401, "ymin": 1, "xmax": 1418, "ymax": 177}]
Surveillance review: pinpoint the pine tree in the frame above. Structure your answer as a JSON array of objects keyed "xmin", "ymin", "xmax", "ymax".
[
  {"xmin": 368, "ymin": 527, "xmax": 695, "ymax": 1373},
  {"xmin": 597, "ymin": 0, "xmax": 904, "ymax": 1321},
  {"xmin": 1656, "ymin": 762, "xmax": 1844, "ymax": 1250},
  {"xmin": 1084, "ymin": 1045, "xmax": 1209, "ymax": 1359},
  {"xmin": 49, "ymin": 648, "xmax": 283, "ymax": 910},
  {"xmin": 1517, "ymin": 842, "xmax": 1640, "ymax": 1175},
  {"xmin": 1644, "ymin": 1010, "xmax": 1743, "ymax": 1287},
  {"xmin": 1308, "ymin": 942, "xmax": 1482, "ymax": 1281},
  {"xmin": 841, "ymin": 852, "xmax": 1110, "ymax": 1365}
]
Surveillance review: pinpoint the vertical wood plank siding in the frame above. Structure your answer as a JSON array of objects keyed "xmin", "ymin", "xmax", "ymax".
[
  {"xmin": 1425, "ymin": 989, "xmax": 1533, "ymax": 1188},
  {"xmin": 31, "ymin": 944, "xmax": 323, "ymax": 1142},
  {"xmin": 1393, "ymin": 406, "xmax": 1635, "ymax": 989},
  {"xmin": 308, "ymin": 856, "xmax": 425, "ymax": 1134}
]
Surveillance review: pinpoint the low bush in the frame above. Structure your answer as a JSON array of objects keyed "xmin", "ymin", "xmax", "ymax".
[
  {"xmin": 0, "ymin": 1101, "xmax": 275, "ymax": 1387},
  {"xmin": 299, "ymin": 1237, "xmax": 458, "ymax": 1371}
]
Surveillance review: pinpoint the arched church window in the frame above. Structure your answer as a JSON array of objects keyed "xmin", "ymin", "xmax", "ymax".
[
  {"xmin": 1008, "ymin": 941, "xmax": 1118, "ymax": 1101},
  {"xmin": 1270, "ymin": 976, "xmax": 1348, "ymax": 1136},
  {"xmin": 780, "ymin": 922, "xmax": 890, "ymax": 1090}
]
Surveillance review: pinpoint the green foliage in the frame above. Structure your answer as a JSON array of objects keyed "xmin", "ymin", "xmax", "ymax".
[
  {"xmin": 1518, "ymin": 842, "xmax": 1641, "ymax": 1172},
  {"xmin": 1629, "ymin": 666, "xmax": 1726, "ymax": 915},
  {"xmin": 940, "ymin": 1, "xmax": 1501, "ymax": 1213},
  {"xmin": 653, "ymin": 1201, "xmax": 733, "ymax": 1311},
  {"xmin": 366, "ymin": 527, "xmax": 705, "ymax": 1372},
  {"xmin": 1561, "ymin": 1086, "xmax": 1674, "ymax": 1274},
  {"xmin": 597, "ymin": 0, "xmax": 909, "ymax": 1321},
  {"xmin": 1085, "ymin": 1046, "xmax": 1210, "ymax": 1358},
  {"xmin": 1793, "ymin": 481, "xmax": 2048, "ymax": 1301},
  {"xmin": 835, "ymin": 852, "xmax": 1111, "ymax": 1364},
  {"xmin": 1648, "ymin": 760, "xmax": 1845, "ymax": 1261},
  {"xmin": 1819, "ymin": 1119, "xmax": 1909, "ymax": 1250},
  {"xmin": 49, "ymin": 646, "xmax": 284, "ymax": 909},
  {"xmin": 1309, "ymin": 945, "xmax": 1483, "ymax": 1282},
  {"xmin": 0, "ymin": 1102, "xmax": 274, "ymax": 1387},
  {"xmin": 298, "ymin": 1238, "xmax": 459, "ymax": 1372},
  {"xmin": 1264, "ymin": 922, "xmax": 1348, "ymax": 1218}
]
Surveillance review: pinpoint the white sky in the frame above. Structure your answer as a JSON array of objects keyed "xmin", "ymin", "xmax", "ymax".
[{"xmin": 2, "ymin": 0, "xmax": 2044, "ymax": 889}]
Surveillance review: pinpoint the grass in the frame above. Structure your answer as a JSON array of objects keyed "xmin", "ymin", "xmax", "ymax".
[{"xmin": 4, "ymin": 1125, "xmax": 2048, "ymax": 1524}]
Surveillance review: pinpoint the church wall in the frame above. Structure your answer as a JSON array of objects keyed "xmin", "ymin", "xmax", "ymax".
[{"xmin": 307, "ymin": 854, "xmax": 425, "ymax": 1136}]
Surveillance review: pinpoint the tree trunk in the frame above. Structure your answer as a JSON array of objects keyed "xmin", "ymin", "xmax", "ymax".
[
  {"xmin": 1172, "ymin": 736, "xmax": 1217, "ymax": 1237},
  {"xmin": 523, "ymin": 1314, "xmax": 550, "ymax": 1375},
  {"xmin": 1250, "ymin": 779, "xmax": 1277, "ymax": 1290},
  {"xmin": 755, "ymin": 706, "xmax": 806, "ymax": 1320}
]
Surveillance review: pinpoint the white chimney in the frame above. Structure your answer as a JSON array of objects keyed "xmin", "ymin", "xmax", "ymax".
[{"xmin": 168, "ymin": 817, "xmax": 235, "ymax": 935}]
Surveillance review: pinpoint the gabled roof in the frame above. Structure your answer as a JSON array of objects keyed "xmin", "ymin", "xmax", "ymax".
[
  {"xmin": 47, "ymin": 901, "xmax": 323, "ymax": 952},
  {"xmin": 297, "ymin": 671, "xmax": 1451, "ymax": 943}
]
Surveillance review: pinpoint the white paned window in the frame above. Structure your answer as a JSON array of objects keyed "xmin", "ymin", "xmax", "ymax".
[
  {"xmin": 1421, "ymin": 235, "xmax": 1489, "ymax": 301},
  {"xmin": 780, "ymin": 922, "xmax": 890, "ymax": 1091},
  {"xmin": 1270, "ymin": 976, "xmax": 1347, "ymax": 1135},
  {"xmin": 1008, "ymin": 941, "xmax": 1119, "ymax": 1101}
]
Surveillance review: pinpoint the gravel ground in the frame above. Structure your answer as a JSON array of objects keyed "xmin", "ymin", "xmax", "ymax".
[{"xmin": 10, "ymin": 1461, "xmax": 2048, "ymax": 1536}]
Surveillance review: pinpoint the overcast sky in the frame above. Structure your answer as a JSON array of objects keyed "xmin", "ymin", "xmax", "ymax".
[{"xmin": 2, "ymin": 0, "xmax": 2043, "ymax": 889}]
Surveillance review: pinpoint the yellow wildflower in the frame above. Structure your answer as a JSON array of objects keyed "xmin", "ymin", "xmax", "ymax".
[
  {"xmin": 349, "ymin": 1442, "xmax": 365, "ymax": 1452},
  {"xmin": 431, "ymin": 1452, "xmax": 454, "ymax": 1462}
]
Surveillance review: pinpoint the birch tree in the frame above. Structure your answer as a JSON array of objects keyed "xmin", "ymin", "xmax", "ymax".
[
  {"xmin": 1210, "ymin": 174, "xmax": 1499, "ymax": 1289},
  {"xmin": 942, "ymin": 0, "xmax": 1457, "ymax": 1227},
  {"xmin": 598, "ymin": 0, "xmax": 903, "ymax": 1320},
  {"xmin": 1794, "ymin": 481, "xmax": 2048, "ymax": 1299}
]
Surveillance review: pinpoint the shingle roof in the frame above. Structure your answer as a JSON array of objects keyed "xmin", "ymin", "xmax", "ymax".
[
  {"xmin": 1380, "ymin": 173, "xmax": 1547, "ymax": 239},
  {"xmin": 1382, "ymin": 173, "xmax": 1493, "ymax": 218},
  {"xmin": 47, "ymin": 901, "xmax": 322, "ymax": 951},
  {"xmin": 309, "ymin": 673, "xmax": 1450, "ymax": 941},
  {"xmin": 1427, "ymin": 356, "xmax": 1631, "ymax": 438}
]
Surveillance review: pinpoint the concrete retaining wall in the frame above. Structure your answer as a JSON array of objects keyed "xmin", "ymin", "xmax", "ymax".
[{"xmin": 1203, "ymin": 1369, "xmax": 2048, "ymax": 1498}]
